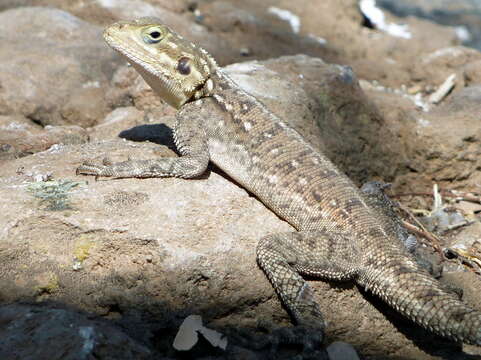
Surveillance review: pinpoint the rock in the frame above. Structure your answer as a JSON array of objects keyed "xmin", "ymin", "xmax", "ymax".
[
  {"xmin": 0, "ymin": 303, "xmax": 153, "ymax": 360},
  {"xmin": 1, "ymin": 0, "xmax": 333, "ymax": 67},
  {"xmin": 363, "ymin": 77, "xmax": 481, "ymax": 193},
  {"xmin": 413, "ymin": 85, "xmax": 481, "ymax": 183},
  {"xmin": 465, "ymin": 59, "xmax": 481, "ymax": 83},
  {"xmin": 0, "ymin": 55, "xmax": 477, "ymax": 360},
  {"xmin": 0, "ymin": 114, "xmax": 88, "ymax": 160},
  {"xmin": 223, "ymin": 56, "xmax": 406, "ymax": 182},
  {"xmin": 0, "ymin": 1, "xmax": 462, "ymax": 89},
  {"xmin": 0, "ymin": 7, "xmax": 119, "ymax": 127},
  {"xmin": 0, "ymin": 2, "xmax": 481, "ymax": 359},
  {"xmin": 376, "ymin": 0, "xmax": 481, "ymax": 51},
  {"xmin": 414, "ymin": 46, "xmax": 481, "ymax": 90},
  {"xmin": 89, "ymin": 107, "xmax": 145, "ymax": 141},
  {"xmin": 327, "ymin": 341, "xmax": 360, "ymax": 360}
]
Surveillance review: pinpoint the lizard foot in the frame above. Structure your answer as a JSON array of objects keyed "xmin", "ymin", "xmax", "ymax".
[{"xmin": 76, "ymin": 157, "xmax": 141, "ymax": 178}]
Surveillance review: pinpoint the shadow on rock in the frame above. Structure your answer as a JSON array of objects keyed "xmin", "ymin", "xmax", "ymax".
[{"xmin": 119, "ymin": 124, "xmax": 175, "ymax": 150}]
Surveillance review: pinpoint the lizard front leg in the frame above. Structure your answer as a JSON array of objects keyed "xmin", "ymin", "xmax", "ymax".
[
  {"xmin": 77, "ymin": 112, "xmax": 209, "ymax": 179},
  {"xmin": 256, "ymin": 230, "xmax": 359, "ymax": 354}
]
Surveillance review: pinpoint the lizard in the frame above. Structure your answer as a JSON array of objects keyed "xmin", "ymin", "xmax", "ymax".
[{"xmin": 77, "ymin": 17, "xmax": 481, "ymax": 351}]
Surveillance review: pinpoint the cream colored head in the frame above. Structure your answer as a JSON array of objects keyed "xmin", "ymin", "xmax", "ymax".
[{"xmin": 103, "ymin": 18, "xmax": 217, "ymax": 109}]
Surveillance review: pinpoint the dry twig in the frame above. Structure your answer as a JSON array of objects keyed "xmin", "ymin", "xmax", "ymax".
[
  {"xmin": 393, "ymin": 190, "xmax": 481, "ymax": 204},
  {"xmin": 396, "ymin": 199, "xmax": 444, "ymax": 257}
]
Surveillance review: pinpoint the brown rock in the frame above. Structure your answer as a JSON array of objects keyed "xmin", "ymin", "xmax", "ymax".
[
  {"xmin": 413, "ymin": 46, "xmax": 481, "ymax": 92},
  {"xmin": 416, "ymin": 85, "xmax": 481, "ymax": 183},
  {"xmin": 224, "ymin": 55, "xmax": 406, "ymax": 182},
  {"xmin": 465, "ymin": 59, "xmax": 481, "ymax": 84},
  {"xmin": 0, "ymin": 55, "xmax": 476, "ymax": 359},
  {"xmin": 0, "ymin": 2, "xmax": 480, "ymax": 358},
  {"xmin": 0, "ymin": 114, "xmax": 88, "ymax": 160},
  {"xmin": 0, "ymin": 7, "xmax": 119, "ymax": 127},
  {"xmin": 89, "ymin": 107, "xmax": 145, "ymax": 141},
  {"xmin": 61, "ymin": 87, "xmax": 110, "ymax": 128}
]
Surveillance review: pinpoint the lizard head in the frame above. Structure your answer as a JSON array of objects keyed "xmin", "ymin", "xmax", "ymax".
[{"xmin": 103, "ymin": 18, "xmax": 217, "ymax": 109}]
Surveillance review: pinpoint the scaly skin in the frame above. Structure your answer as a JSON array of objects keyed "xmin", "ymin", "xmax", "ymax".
[{"xmin": 77, "ymin": 18, "xmax": 481, "ymax": 348}]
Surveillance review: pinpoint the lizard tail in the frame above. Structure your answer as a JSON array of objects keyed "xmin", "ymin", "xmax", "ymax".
[{"xmin": 360, "ymin": 256, "xmax": 481, "ymax": 345}]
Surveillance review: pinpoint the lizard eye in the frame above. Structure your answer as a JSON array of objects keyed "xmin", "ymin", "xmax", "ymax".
[{"xmin": 143, "ymin": 27, "xmax": 163, "ymax": 44}]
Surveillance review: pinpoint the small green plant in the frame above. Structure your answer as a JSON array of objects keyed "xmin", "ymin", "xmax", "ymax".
[{"xmin": 27, "ymin": 179, "xmax": 84, "ymax": 211}]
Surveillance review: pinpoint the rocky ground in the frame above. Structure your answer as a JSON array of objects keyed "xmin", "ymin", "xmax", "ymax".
[
  {"xmin": 376, "ymin": 0, "xmax": 481, "ymax": 51},
  {"xmin": 0, "ymin": 1, "xmax": 480, "ymax": 359}
]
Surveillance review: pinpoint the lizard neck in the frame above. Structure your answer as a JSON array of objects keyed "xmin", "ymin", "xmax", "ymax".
[
  {"xmin": 207, "ymin": 68, "xmax": 237, "ymax": 95},
  {"xmin": 189, "ymin": 67, "xmax": 230, "ymax": 103}
]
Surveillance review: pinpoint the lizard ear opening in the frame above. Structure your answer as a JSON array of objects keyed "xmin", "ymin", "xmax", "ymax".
[{"xmin": 177, "ymin": 57, "xmax": 191, "ymax": 75}]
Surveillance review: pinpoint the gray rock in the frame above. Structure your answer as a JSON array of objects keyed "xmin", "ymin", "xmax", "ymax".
[
  {"xmin": 327, "ymin": 341, "xmax": 360, "ymax": 360},
  {"xmin": 0, "ymin": 303, "xmax": 153, "ymax": 360}
]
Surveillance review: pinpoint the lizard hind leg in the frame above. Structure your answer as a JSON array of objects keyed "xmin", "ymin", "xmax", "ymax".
[{"xmin": 256, "ymin": 230, "xmax": 359, "ymax": 355}]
